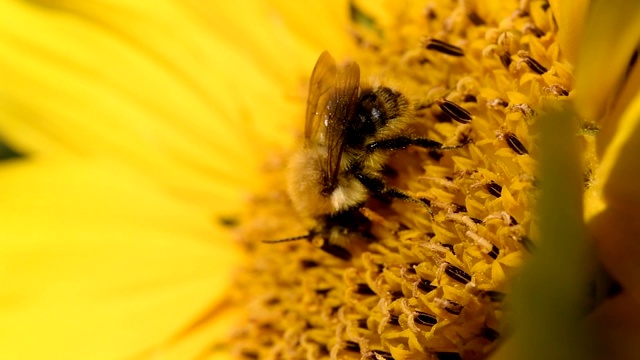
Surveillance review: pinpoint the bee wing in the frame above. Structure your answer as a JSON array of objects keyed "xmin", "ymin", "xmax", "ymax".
[
  {"xmin": 324, "ymin": 60, "xmax": 360, "ymax": 190},
  {"xmin": 305, "ymin": 51, "xmax": 360, "ymax": 191},
  {"xmin": 305, "ymin": 51, "xmax": 338, "ymax": 142}
]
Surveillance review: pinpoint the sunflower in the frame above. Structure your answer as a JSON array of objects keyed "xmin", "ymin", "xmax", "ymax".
[{"xmin": 1, "ymin": 0, "xmax": 639, "ymax": 359}]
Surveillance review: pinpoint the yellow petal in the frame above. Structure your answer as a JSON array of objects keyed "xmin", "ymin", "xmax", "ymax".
[
  {"xmin": 548, "ymin": 0, "xmax": 588, "ymax": 65},
  {"xmin": 574, "ymin": 0, "xmax": 640, "ymax": 122},
  {"xmin": 0, "ymin": 158, "xmax": 241, "ymax": 359},
  {"xmin": 0, "ymin": 0, "xmax": 349, "ymax": 212},
  {"xmin": 587, "ymin": 91, "xmax": 640, "ymax": 302}
]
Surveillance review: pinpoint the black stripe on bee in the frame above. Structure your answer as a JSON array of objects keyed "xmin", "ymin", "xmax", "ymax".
[
  {"xmin": 438, "ymin": 100, "xmax": 472, "ymax": 124},
  {"xmin": 424, "ymin": 38, "xmax": 465, "ymax": 57},
  {"xmin": 486, "ymin": 181, "xmax": 502, "ymax": 198},
  {"xmin": 445, "ymin": 264, "xmax": 472, "ymax": 284},
  {"xmin": 415, "ymin": 311, "xmax": 438, "ymax": 326},
  {"xmin": 505, "ymin": 132, "xmax": 529, "ymax": 155},
  {"xmin": 522, "ymin": 55, "xmax": 548, "ymax": 74}
]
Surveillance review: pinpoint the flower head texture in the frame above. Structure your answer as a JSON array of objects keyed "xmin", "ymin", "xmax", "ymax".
[{"xmin": 2, "ymin": 0, "xmax": 640, "ymax": 359}]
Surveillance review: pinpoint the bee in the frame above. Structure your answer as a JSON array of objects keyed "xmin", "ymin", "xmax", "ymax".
[{"xmin": 264, "ymin": 51, "xmax": 468, "ymax": 260}]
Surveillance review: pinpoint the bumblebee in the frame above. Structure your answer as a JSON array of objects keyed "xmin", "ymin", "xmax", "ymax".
[{"xmin": 265, "ymin": 51, "xmax": 468, "ymax": 260}]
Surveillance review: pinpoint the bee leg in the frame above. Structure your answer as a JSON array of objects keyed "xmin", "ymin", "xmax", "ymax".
[
  {"xmin": 366, "ymin": 136, "xmax": 469, "ymax": 152},
  {"xmin": 354, "ymin": 172, "xmax": 434, "ymax": 217},
  {"xmin": 319, "ymin": 241, "xmax": 352, "ymax": 261}
]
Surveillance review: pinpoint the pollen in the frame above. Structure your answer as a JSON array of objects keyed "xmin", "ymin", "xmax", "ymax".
[{"xmin": 229, "ymin": 1, "xmax": 580, "ymax": 359}]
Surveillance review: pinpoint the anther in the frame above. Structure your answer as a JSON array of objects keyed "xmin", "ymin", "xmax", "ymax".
[
  {"xmin": 466, "ymin": 231, "xmax": 500, "ymax": 259},
  {"xmin": 444, "ymin": 263, "xmax": 472, "ymax": 284},
  {"xmin": 418, "ymin": 278, "xmax": 437, "ymax": 293},
  {"xmin": 499, "ymin": 52, "xmax": 512, "ymax": 68},
  {"xmin": 518, "ymin": 51, "xmax": 548, "ymax": 74},
  {"xmin": 504, "ymin": 132, "xmax": 529, "ymax": 155},
  {"xmin": 523, "ymin": 23, "xmax": 545, "ymax": 37},
  {"xmin": 486, "ymin": 181, "xmax": 502, "ymax": 197},
  {"xmin": 414, "ymin": 311, "xmax": 438, "ymax": 326},
  {"xmin": 441, "ymin": 243, "xmax": 455, "ymax": 253},
  {"xmin": 467, "ymin": 11, "xmax": 485, "ymax": 26},
  {"xmin": 435, "ymin": 298, "xmax": 464, "ymax": 315},
  {"xmin": 488, "ymin": 244, "xmax": 500, "ymax": 260},
  {"xmin": 438, "ymin": 99, "xmax": 472, "ymax": 124},
  {"xmin": 424, "ymin": 38, "xmax": 465, "ymax": 56},
  {"xmin": 544, "ymin": 84, "xmax": 570, "ymax": 96}
]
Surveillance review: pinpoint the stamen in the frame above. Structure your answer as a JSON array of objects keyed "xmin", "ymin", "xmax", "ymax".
[
  {"xmin": 424, "ymin": 38, "xmax": 465, "ymax": 56},
  {"xmin": 443, "ymin": 263, "xmax": 472, "ymax": 284},
  {"xmin": 499, "ymin": 52, "xmax": 512, "ymax": 68},
  {"xmin": 437, "ymin": 99, "xmax": 473, "ymax": 124},
  {"xmin": 486, "ymin": 181, "xmax": 503, "ymax": 197},
  {"xmin": 504, "ymin": 132, "xmax": 529, "ymax": 155},
  {"xmin": 417, "ymin": 278, "xmax": 437, "ymax": 292},
  {"xmin": 518, "ymin": 50, "xmax": 548, "ymax": 74},
  {"xmin": 414, "ymin": 311, "xmax": 438, "ymax": 326},
  {"xmin": 435, "ymin": 298, "xmax": 464, "ymax": 315},
  {"xmin": 467, "ymin": 11, "xmax": 485, "ymax": 26}
]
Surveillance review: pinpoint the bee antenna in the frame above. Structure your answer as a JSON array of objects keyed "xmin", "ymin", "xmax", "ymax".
[{"xmin": 262, "ymin": 233, "xmax": 313, "ymax": 244}]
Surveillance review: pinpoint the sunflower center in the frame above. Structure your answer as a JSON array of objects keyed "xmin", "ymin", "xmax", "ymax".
[{"xmin": 230, "ymin": 1, "xmax": 582, "ymax": 359}]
